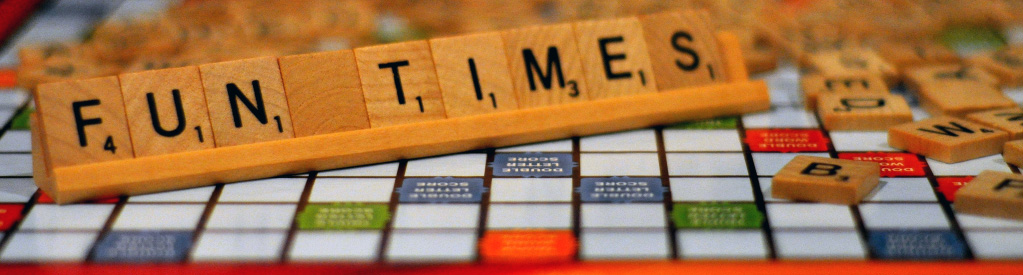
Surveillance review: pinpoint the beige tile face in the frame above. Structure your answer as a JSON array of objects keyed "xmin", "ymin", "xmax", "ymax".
[
  {"xmin": 817, "ymin": 93, "xmax": 912, "ymax": 131},
  {"xmin": 355, "ymin": 40, "xmax": 446, "ymax": 128},
  {"xmin": 199, "ymin": 56, "xmax": 295, "ymax": 147},
  {"xmin": 888, "ymin": 116, "xmax": 1009, "ymax": 163},
  {"xmin": 35, "ymin": 76, "xmax": 135, "ymax": 168},
  {"xmin": 430, "ymin": 33, "xmax": 519, "ymax": 118},
  {"xmin": 503, "ymin": 23, "xmax": 590, "ymax": 108},
  {"xmin": 771, "ymin": 155, "xmax": 880, "ymax": 205},
  {"xmin": 638, "ymin": 9, "xmax": 725, "ymax": 90},
  {"xmin": 955, "ymin": 171, "xmax": 1023, "ymax": 221},
  {"xmin": 279, "ymin": 50, "xmax": 370, "ymax": 137},
  {"xmin": 573, "ymin": 17, "xmax": 656, "ymax": 99},
  {"xmin": 120, "ymin": 66, "xmax": 215, "ymax": 157},
  {"xmin": 907, "ymin": 65, "xmax": 1015, "ymax": 117}
]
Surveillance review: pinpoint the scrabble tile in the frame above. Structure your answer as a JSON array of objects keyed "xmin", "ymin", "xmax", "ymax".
[
  {"xmin": 502, "ymin": 23, "xmax": 589, "ymax": 108},
  {"xmin": 289, "ymin": 231, "xmax": 381, "ymax": 262},
  {"xmin": 112, "ymin": 204, "xmax": 205, "ymax": 230},
  {"xmin": 0, "ymin": 232, "xmax": 98, "ymax": 262},
  {"xmin": 580, "ymin": 153, "xmax": 660, "ymax": 176},
  {"xmin": 1006, "ymin": 140, "xmax": 1023, "ymax": 167},
  {"xmin": 752, "ymin": 153, "xmax": 831, "ymax": 176},
  {"xmin": 677, "ymin": 230, "xmax": 767, "ymax": 259},
  {"xmin": 34, "ymin": 76, "xmax": 134, "ymax": 167},
  {"xmin": 766, "ymin": 203, "xmax": 856, "ymax": 229},
  {"xmin": 966, "ymin": 107, "xmax": 1023, "ymax": 139},
  {"xmin": 355, "ymin": 40, "xmax": 446, "ymax": 128},
  {"xmin": 771, "ymin": 156, "xmax": 880, "ymax": 205},
  {"xmin": 955, "ymin": 170, "xmax": 1023, "ymax": 221},
  {"xmin": 877, "ymin": 42, "xmax": 959, "ymax": 73},
  {"xmin": 799, "ymin": 74, "xmax": 889, "ymax": 110},
  {"xmin": 580, "ymin": 229, "xmax": 669, "ymax": 260},
  {"xmin": 573, "ymin": 17, "xmax": 656, "ymax": 99},
  {"xmin": 386, "ymin": 230, "xmax": 476, "ymax": 262},
  {"xmin": 670, "ymin": 177, "xmax": 755, "ymax": 202},
  {"xmin": 429, "ymin": 33, "xmax": 518, "ymax": 117},
  {"xmin": 119, "ymin": 66, "xmax": 214, "ymax": 157},
  {"xmin": 489, "ymin": 178, "xmax": 573, "ymax": 203},
  {"xmin": 393, "ymin": 204, "xmax": 479, "ymax": 229},
  {"xmin": 805, "ymin": 49, "xmax": 898, "ymax": 84},
  {"xmin": 192, "ymin": 232, "xmax": 286, "ymax": 261},
  {"xmin": 888, "ymin": 116, "xmax": 1009, "ymax": 163},
  {"xmin": 278, "ymin": 50, "xmax": 370, "ymax": 137},
  {"xmin": 906, "ymin": 65, "xmax": 1015, "ymax": 117},
  {"xmin": 969, "ymin": 46, "xmax": 1023, "ymax": 87},
  {"xmin": 817, "ymin": 93, "xmax": 913, "ymax": 131},
  {"xmin": 199, "ymin": 57, "xmax": 295, "ymax": 147},
  {"xmin": 774, "ymin": 231, "xmax": 866, "ymax": 259},
  {"xmin": 486, "ymin": 204, "xmax": 572, "ymax": 229},
  {"xmin": 638, "ymin": 10, "xmax": 724, "ymax": 89},
  {"xmin": 307, "ymin": 178, "xmax": 394, "ymax": 203},
  {"xmin": 580, "ymin": 203, "xmax": 664, "ymax": 228}
]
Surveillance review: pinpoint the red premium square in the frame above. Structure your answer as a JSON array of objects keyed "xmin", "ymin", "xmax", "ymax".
[
  {"xmin": 745, "ymin": 129, "xmax": 829, "ymax": 152},
  {"xmin": 937, "ymin": 176, "xmax": 974, "ymax": 202}
]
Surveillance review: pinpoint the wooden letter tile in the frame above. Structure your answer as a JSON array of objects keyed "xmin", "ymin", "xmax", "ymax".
[
  {"xmin": 1004, "ymin": 140, "xmax": 1023, "ymax": 168},
  {"xmin": 119, "ymin": 66, "xmax": 215, "ymax": 157},
  {"xmin": 355, "ymin": 41, "xmax": 446, "ymax": 128},
  {"xmin": 503, "ymin": 23, "xmax": 590, "ymax": 108},
  {"xmin": 955, "ymin": 170, "xmax": 1023, "ymax": 221},
  {"xmin": 34, "ymin": 76, "xmax": 134, "ymax": 168},
  {"xmin": 279, "ymin": 50, "xmax": 371, "ymax": 137},
  {"xmin": 638, "ymin": 9, "xmax": 725, "ymax": 90},
  {"xmin": 888, "ymin": 116, "xmax": 1009, "ymax": 163},
  {"xmin": 430, "ymin": 32, "xmax": 519, "ymax": 118},
  {"xmin": 877, "ymin": 41, "xmax": 959, "ymax": 75},
  {"xmin": 199, "ymin": 56, "xmax": 295, "ymax": 147},
  {"xmin": 906, "ymin": 65, "xmax": 1016, "ymax": 117},
  {"xmin": 817, "ymin": 93, "xmax": 913, "ymax": 131},
  {"xmin": 966, "ymin": 107, "xmax": 1023, "ymax": 140},
  {"xmin": 970, "ymin": 45, "xmax": 1023, "ymax": 87},
  {"xmin": 573, "ymin": 17, "xmax": 657, "ymax": 99},
  {"xmin": 800, "ymin": 74, "xmax": 889, "ymax": 110},
  {"xmin": 805, "ymin": 49, "xmax": 898, "ymax": 85},
  {"xmin": 771, "ymin": 155, "xmax": 880, "ymax": 205}
]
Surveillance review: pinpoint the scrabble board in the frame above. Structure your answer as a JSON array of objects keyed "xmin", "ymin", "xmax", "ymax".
[{"xmin": 1, "ymin": 1, "xmax": 1023, "ymax": 274}]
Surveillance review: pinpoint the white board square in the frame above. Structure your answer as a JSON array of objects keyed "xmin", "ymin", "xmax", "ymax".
[
  {"xmin": 580, "ymin": 153, "xmax": 660, "ymax": 176},
  {"xmin": 489, "ymin": 178, "xmax": 572, "ymax": 202},
  {"xmin": 677, "ymin": 230, "xmax": 767, "ymax": 259},
  {"xmin": 580, "ymin": 130, "xmax": 657, "ymax": 152},
  {"xmin": 386, "ymin": 230, "xmax": 476, "ymax": 262},
  {"xmin": 580, "ymin": 229, "xmax": 669, "ymax": 260},
  {"xmin": 667, "ymin": 153, "xmax": 748, "ymax": 176},
  {"xmin": 218, "ymin": 178, "xmax": 307, "ymax": 203},
  {"xmin": 581, "ymin": 204, "xmax": 665, "ymax": 228},
  {"xmin": 289, "ymin": 231, "xmax": 381, "ymax": 262},
  {"xmin": 663, "ymin": 129, "xmax": 742, "ymax": 152},
  {"xmin": 205, "ymin": 204, "xmax": 296, "ymax": 230},
  {"xmin": 766, "ymin": 203, "xmax": 855, "ymax": 229},
  {"xmin": 0, "ymin": 232, "xmax": 97, "ymax": 262},
  {"xmin": 774, "ymin": 231, "xmax": 865, "ymax": 259},
  {"xmin": 113, "ymin": 204, "xmax": 205, "ymax": 230},
  {"xmin": 192, "ymin": 231, "xmax": 286, "ymax": 261},
  {"xmin": 308, "ymin": 178, "xmax": 394, "ymax": 203},
  {"xmin": 405, "ymin": 154, "xmax": 487, "ymax": 177},
  {"xmin": 393, "ymin": 204, "xmax": 479, "ymax": 229},
  {"xmin": 487, "ymin": 204, "xmax": 571, "ymax": 229},
  {"xmin": 670, "ymin": 177, "xmax": 754, "ymax": 202},
  {"xmin": 19, "ymin": 204, "xmax": 114, "ymax": 230}
]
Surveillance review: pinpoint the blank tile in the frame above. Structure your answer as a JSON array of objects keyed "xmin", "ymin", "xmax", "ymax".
[
  {"xmin": 742, "ymin": 106, "xmax": 818, "ymax": 128},
  {"xmin": 127, "ymin": 186, "xmax": 214, "ymax": 203},
  {"xmin": 19, "ymin": 204, "xmax": 114, "ymax": 230},
  {"xmin": 766, "ymin": 204, "xmax": 855, "ymax": 229},
  {"xmin": 752, "ymin": 153, "xmax": 831, "ymax": 176},
  {"xmin": 318, "ymin": 162, "xmax": 399, "ymax": 177},
  {"xmin": 955, "ymin": 212, "xmax": 1023, "ymax": 230},
  {"xmin": 581, "ymin": 204, "xmax": 665, "ymax": 228},
  {"xmin": 205, "ymin": 204, "xmax": 296, "ymax": 230},
  {"xmin": 192, "ymin": 231, "xmax": 286, "ymax": 261},
  {"xmin": 393, "ymin": 204, "xmax": 479, "ymax": 229},
  {"xmin": 965, "ymin": 231, "xmax": 1023, "ymax": 259},
  {"xmin": 113, "ymin": 204, "xmax": 205, "ymax": 230},
  {"xmin": 308, "ymin": 178, "xmax": 394, "ymax": 203},
  {"xmin": 864, "ymin": 178, "xmax": 937, "ymax": 202},
  {"xmin": 0, "ymin": 154, "xmax": 31, "ymax": 176},
  {"xmin": 858, "ymin": 203, "xmax": 950, "ymax": 229},
  {"xmin": 670, "ymin": 177, "xmax": 754, "ymax": 202},
  {"xmin": 677, "ymin": 230, "xmax": 767, "ymax": 259},
  {"xmin": 218, "ymin": 178, "xmax": 307, "ymax": 203},
  {"xmin": 487, "ymin": 204, "xmax": 571, "ymax": 229},
  {"xmin": 580, "ymin": 130, "xmax": 657, "ymax": 152},
  {"xmin": 489, "ymin": 178, "xmax": 573, "ymax": 202},
  {"xmin": 667, "ymin": 153, "xmax": 748, "ymax": 176},
  {"xmin": 0, "ymin": 178, "xmax": 36, "ymax": 203},
  {"xmin": 580, "ymin": 229, "xmax": 669, "ymax": 260},
  {"xmin": 0, "ymin": 232, "xmax": 97, "ymax": 262},
  {"xmin": 405, "ymin": 154, "xmax": 487, "ymax": 177},
  {"xmin": 663, "ymin": 129, "xmax": 742, "ymax": 152},
  {"xmin": 0, "ymin": 131, "xmax": 30, "ymax": 152},
  {"xmin": 580, "ymin": 153, "xmax": 660, "ymax": 176},
  {"xmin": 496, "ymin": 139, "xmax": 572, "ymax": 152},
  {"xmin": 386, "ymin": 230, "xmax": 476, "ymax": 262},
  {"xmin": 289, "ymin": 231, "xmax": 381, "ymax": 262},
  {"xmin": 927, "ymin": 155, "xmax": 1011, "ymax": 176},
  {"xmin": 830, "ymin": 131, "xmax": 897, "ymax": 152},
  {"xmin": 774, "ymin": 231, "xmax": 866, "ymax": 259}
]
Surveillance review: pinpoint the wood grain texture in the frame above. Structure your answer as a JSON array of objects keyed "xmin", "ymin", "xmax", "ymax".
[
  {"xmin": 279, "ymin": 50, "xmax": 371, "ymax": 137},
  {"xmin": 800, "ymin": 74, "xmax": 889, "ymax": 110},
  {"xmin": 502, "ymin": 23, "xmax": 590, "ymax": 108},
  {"xmin": 969, "ymin": 46, "xmax": 1023, "ymax": 87},
  {"xmin": 430, "ymin": 32, "xmax": 519, "ymax": 118},
  {"xmin": 817, "ymin": 93, "xmax": 912, "ymax": 131},
  {"xmin": 805, "ymin": 49, "xmax": 898, "ymax": 85},
  {"xmin": 955, "ymin": 170, "xmax": 1023, "ymax": 221},
  {"xmin": 355, "ymin": 40, "xmax": 447, "ymax": 128},
  {"xmin": 34, "ymin": 76, "xmax": 135, "ymax": 168},
  {"xmin": 966, "ymin": 107, "xmax": 1023, "ymax": 140},
  {"xmin": 771, "ymin": 155, "xmax": 880, "ymax": 205},
  {"xmin": 1005, "ymin": 140, "xmax": 1023, "ymax": 168},
  {"xmin": 573, "ymin": 17, "xmax": 656, "ymax": 99},
  {"xmin": 199, "ymin": 56, "xmax": 295, "ymax": 147},
  {"xmin": 888, "ymin": 116, "xmax": 1009, "ymax": 163},
  {"xmin": 119, "ymin": 66, "xmax": 215, "ymax": 157},
  {"xmin": 638, "ymin": 9, "xmax": 725, "ymax": 90},
  {"xmin": 906, "ymin": 65, "xmax": 1015, "ymax": 117}
]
